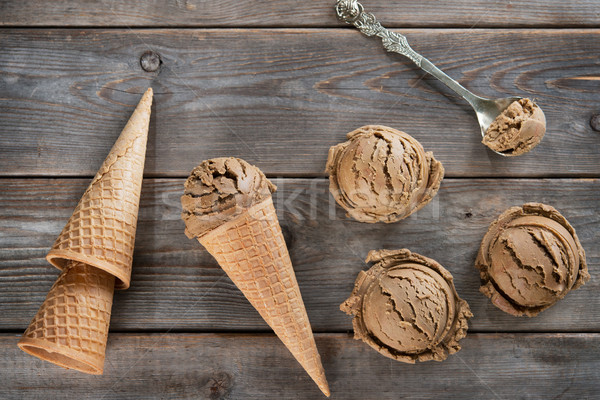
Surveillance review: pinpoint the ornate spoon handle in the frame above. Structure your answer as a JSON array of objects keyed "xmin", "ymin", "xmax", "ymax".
[{"xmin": 335, "ymin": 0, "xmax": 483, "ymax": 106}]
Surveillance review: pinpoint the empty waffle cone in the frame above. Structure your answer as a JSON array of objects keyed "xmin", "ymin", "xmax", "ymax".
[
  {"xmin": 198, "ymin": 197, "xmax": 330, "ymax": 396},
  {"xmin": 46, "ymin": 88, "xmax": 153, "ymax": 289},
  {"xmin": 18, "ymin": 260, "xmax": 115, "ymax": 374}
]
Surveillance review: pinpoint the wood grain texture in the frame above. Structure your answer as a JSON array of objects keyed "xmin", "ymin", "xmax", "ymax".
[
  {"xmin": 0, "ymin": 29, "xmax": 599, "ymax": 178},
  {"xmin": 1, "ymin": 333, "xmax": 599, "ymax": 399},
  {"xmin": 1, "ymin": 178, "xmax": 598, "ymax": 332},
  {"xmin": 2, "ymin": 3, "xmax": 599, "ymax": 398},
  {"xmin": 1, "ymin": 0, "xmax": 600, "ymax": 28}
]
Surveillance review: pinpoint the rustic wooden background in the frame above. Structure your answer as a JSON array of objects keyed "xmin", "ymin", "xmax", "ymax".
[{"xmin": 0, "ymin": 1, "xmax": 599, "ymax": 399}]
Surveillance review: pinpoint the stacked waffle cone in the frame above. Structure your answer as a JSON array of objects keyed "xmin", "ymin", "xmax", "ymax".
[
  {"xmin": 19, "ymin": 261, "xmax": 116, "ymax": 374},
  {"xmin": 181, "ymin": 158, "xmax": 330, "ymax": 396},
  {"xmin": 18, "ymin": 88, "xmax": 153, "ymax": 374}
]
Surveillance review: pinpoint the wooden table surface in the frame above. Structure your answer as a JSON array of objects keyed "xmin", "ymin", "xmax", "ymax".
[{"xmin": 1, "ymin": 1, "xmax": 599, "ymax": 399}]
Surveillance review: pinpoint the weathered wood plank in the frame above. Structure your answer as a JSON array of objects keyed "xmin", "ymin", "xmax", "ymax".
[
  {"xmin": 1, "ymin": 178, "xmax": 598, "ymax": 332},
  {"xmin": 0, "ymin": 29, "xmax": 599, "ymax": 178},
  {"xmin": 1, "ymin": 333, "xmax": 598, "ymax": 399},
  {"xmin": 1, "ymin": 0, "xmax": 599, "ymax": 28}
]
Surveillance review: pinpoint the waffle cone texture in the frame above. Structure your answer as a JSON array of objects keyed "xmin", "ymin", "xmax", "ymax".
[
  {"xmin": 46, "ymin": 88, "xmax": 153, "ymax": 289},
  {"xmin": 19, "ymin": 89, "xmax": 152, "ymax": 374},
  {"xmin": 18, "ymin": 261, "xmax": 115, "ymax": 374},
  {"xmin": 197, "ymin": 197, "xmax": 330, "ymax": 396}
]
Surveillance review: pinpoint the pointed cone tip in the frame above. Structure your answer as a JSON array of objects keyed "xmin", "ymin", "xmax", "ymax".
[
  {"xmin": 314, "ymin": 373, "xmax": 330, "ymax": 397},
  {"xmin": 136, "ymin": 87, "xmax": 153, "ymax": 113},
  {"xmin": 142, "ymin": 87, "xmax": 153, "ymax": 102},
  {"xmin": 120, "ymin": 87, "xmax": 153, "ymax": 139}
]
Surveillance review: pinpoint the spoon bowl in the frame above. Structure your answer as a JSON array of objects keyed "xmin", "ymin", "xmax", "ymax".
[{"xmin": 472, "ymin": 96, "xmax": 523, "ymax": 140}]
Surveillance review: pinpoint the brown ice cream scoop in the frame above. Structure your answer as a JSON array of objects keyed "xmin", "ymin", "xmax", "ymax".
[
  {"xmin": 482, "ymin": 98, "xmax": 546, "ymax": 156},
  {"xmin": 181, "ymin": 157, "xmax": 276, "ymax": 238},
  {"xmin": 326, "ymin": 125, "xmax": 444, "ymax": 223},
  {"xmin": 476, "ymin": 203, "xmax": 589, "ymax": 317},
  {"xmin": 341, "ymin": 249, "xmax": 472, "ymax": 363}
]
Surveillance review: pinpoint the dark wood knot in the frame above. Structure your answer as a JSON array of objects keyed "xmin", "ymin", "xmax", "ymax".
[
  {"xmin": 207, "ymin": 372, "xmax": 233, "ymax": 400},
  {"xmin": 590, "ymin": 113, "xmax": 600, "ymax": 132},
  {"xmin": 140, "ymin": 51, "xmax": 161, "ymax": 72}
]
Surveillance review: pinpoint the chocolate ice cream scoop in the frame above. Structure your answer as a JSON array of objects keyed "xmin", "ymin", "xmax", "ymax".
[
  {"xmin": 482, "ymin": 98, "xmax": 546, "ymax": 156},
  {"xmin": 326, "ymin": 125, "xmax": 444, "ymax": 223},
  {"xmin": 181, "ymin": 157, "xmax": 276, "ymax": 238},
  {"xmin": 341, "ymin": 249, "xmax": 472, "ymax": 363},
  {"xmin": 476, "ymin": 203, "xmax": 589, "ymax": 317}
]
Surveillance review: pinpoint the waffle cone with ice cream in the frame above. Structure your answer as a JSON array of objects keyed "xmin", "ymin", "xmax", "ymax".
[
  {"xmin": 18, "ymin": 88, "xmax": 153, "ymax": 374},
  {"xmin": 181, "ymin": 157, "xmax": 330, "ymax": 397}
]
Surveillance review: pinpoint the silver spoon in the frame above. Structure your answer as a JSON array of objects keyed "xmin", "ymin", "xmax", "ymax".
[{"xmin": 335, "ymin": 0, "xmax": 542, "ymax": 157}]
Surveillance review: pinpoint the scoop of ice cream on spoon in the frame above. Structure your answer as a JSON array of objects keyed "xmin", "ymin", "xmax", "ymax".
[
  {"xmin": 336, "ymin": 0, "xmax": 546, "ymax": 156},
  {"xmin": 481, "ymin": 98, "xmax": 546, "ymax": 156}
]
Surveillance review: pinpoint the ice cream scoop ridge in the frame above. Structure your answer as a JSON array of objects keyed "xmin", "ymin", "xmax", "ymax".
[
  {"xmin": 326, "ymin": 125, "xmax": 444, "ymax": 223},
  {"xmin": 181, "ymin": 158, "xmax": 330, "ymax": 397},
  {"xmin": 476, "ymin": 203, "xmax": 589, "ymax": 317},
  {"xmin": 482, "ymin": 98, "xmax": 546, "ymax": 156},
  {"xmin": 341, "ymin": 249, "xmax": 472, "ymax": 363}
]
